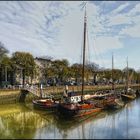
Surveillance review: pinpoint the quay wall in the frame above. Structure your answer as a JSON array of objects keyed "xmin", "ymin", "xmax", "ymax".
[
  {"xmin": 0, "ymin": 89, "xmax": 20, "ymax": 104},
  {"xmin": 0, "ymin": 89, "xmax": 39, "ymax": 104},
  {"xmin": 0, "ymin": 84, "xmax": 140, "ymax": 105},
  {"xmin": 41, "ymin": 84, "xmax": 140, "ymax": 95}
]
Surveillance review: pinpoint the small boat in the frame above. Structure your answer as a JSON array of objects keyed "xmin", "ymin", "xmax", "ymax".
[
  {"xmin": 104, "ymin": 92, "xmax": 124, "ymax": 109},
  {"xmin": 121, "ymin": 88, "xmax": 136, "ymax": 101},
  {"xmin": 90, "ymin": 91, "xmax": 116, "ymax": 109},
  {"xmin": 93, "ymin": 93, "xmax": 124, "ymax": 110},
  {"xmin": 33, "ymin": 95, "xmax": 60, "ymax": 111},
  {"xmin": 121, "ymin": 93, "xmax": 136, "ymax": 101},
  {"xmin": 103, "ymin": 95, "xmax": 117, "ymax": 109}
]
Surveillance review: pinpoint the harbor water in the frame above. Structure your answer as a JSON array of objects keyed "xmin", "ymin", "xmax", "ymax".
[{"xmin": 0, "ymin": 97, "xmax": 140, "ymax": 139}]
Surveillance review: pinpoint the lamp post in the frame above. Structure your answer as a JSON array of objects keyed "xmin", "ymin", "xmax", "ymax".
[
  {"xmin": 20, "ymin": 67, "xmax": 23, "ymax": 88},
  {"xmin": 5, "ymin": 66, "xmax": 7, "ymax": 82},
  {"xmin": 40, "ymin": 83, "xmax": 43, "ymax": 98},
  {"xmin": 5, "ymin": 65, "xmax": 8, "ymax": 88}
]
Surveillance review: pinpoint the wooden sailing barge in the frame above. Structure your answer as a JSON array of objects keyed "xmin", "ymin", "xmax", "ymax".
[
  {"xmin": 89, "ymin": 54, "xmax": 124, "ymax": 110},
  {"xmin": 103, "ymin": 54, "xmax": 124, "ymax": 109},
  {"xmin": 58, "ymin": 7, "xmax": 103, "ymax": 118},
  {"xmin": 121, "ymin": 58, "xmax": 136, "ymax": 101}
]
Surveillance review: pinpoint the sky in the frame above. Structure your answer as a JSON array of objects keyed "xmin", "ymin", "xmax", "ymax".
[{"xmin": 0, "ymin": 1, "xmax": 140, "ymax": 70}]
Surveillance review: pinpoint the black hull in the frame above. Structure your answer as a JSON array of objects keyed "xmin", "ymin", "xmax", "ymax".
[
  {"xmin": 105, "ymin": 98, "xmax": 124, "ymax": 110},
  {"xmin": 58, "ymin": 105, "xmax": 77, "ymax": 117},
  {"xmin": 33, "ymin": 100, "xmax": 58, "ymax": 112},
  {"xmin": 105, "ymin": 103, "xmax": 123, "ymax": 110},
  {"xmin": 121, "ymin": 94, "xmax": 136, "ymax": 102},
  {"xmin": 58, "ymin": 104, "xmax": 102, "ymax": 118},
  {"xmin": 96, "ymin": 98, "xmax": 117, "ymax": 110},
  {"xmin": 104, "ymin": 103, "xmax": 117, "ymax": 110},
  {"xmin": 135, "ymin": 90, "xmax": 140, "ymax": 97}
]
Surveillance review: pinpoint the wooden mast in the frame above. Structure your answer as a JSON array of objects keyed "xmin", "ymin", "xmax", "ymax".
[
  {"xmin": 111, "ymin": 53, "xmax": 114, "ymax": 91},
  {"xmin": 126, "ymin": 57, "xmax": 129, "ymax": 93},
  {"xmin": 81, "ymin": 6, "xmax": 87, "ymax": 101}
]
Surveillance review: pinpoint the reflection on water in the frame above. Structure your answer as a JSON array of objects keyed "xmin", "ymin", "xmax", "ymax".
[{"xmin": 0, "ymin": 98, "xmax": 140, "ymax": 139}]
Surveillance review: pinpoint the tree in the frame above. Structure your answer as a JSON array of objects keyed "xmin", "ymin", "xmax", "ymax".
[
  {"xmin": 86, "ymin": 63, "xmax": 99, "ymax": 84},
  {"xmin": 122, "ymin": 67, "xmax": 136, "ymax": 84},
  {"xmin": 0, "ymin": 42, "xmax": 10, "ymax": 87},
  {"xmin": 0, "ymin": 42, "xmax": 9, "ymax": 61},
  {"xmin": 11, "ymin": 52, "xmax": 36, "ymax": 86},
  {"xmin": 51, "ymin": 59, "xmax": 70, "ymax": 84},
  {"xmin": 0, "ymin": 56, "xmax": 13, "ymax": 86},
  {"xmin": 71, "ymin": 63, "xmax": 82, "ymax": 83}
]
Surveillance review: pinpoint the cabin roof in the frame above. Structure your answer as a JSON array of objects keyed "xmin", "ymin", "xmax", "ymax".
[{"xmin": 67, "ymin": 91, "xmax": 81, "ymax": 97}]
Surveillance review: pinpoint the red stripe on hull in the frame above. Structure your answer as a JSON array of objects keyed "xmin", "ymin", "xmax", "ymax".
[{"xmin": 58, "ymin": 103, "xmax": 103, "ymax": 118}]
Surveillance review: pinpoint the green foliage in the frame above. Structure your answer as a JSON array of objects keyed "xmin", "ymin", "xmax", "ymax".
[
  {"xmin": 12, "ymin": 52, "xmax": 35, "ymax": 75},
  {"xmin": 71, "ymin": 63, "xmax": 82, "ymax": 82},
  {"xmin": 42, "ymin": 58, "xmax": 70, "ymax": 84},
  {"xmin": 0, "ymin": 56, "xmax": 12, "ymax": 70},
  {"xmin": 52, "ymin": 59, "xmax": 69, "ymax": 81},
  {"xmin": 11, "ymin": 52, "xmax": 36, "ymax": 85}
]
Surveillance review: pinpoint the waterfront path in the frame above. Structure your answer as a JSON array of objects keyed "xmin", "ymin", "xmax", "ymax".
[
  {"xmin": 41, "ymin": 84, "xmax": 140, "ymax": 94},
  {"xmin": 23, "ymin": 84, "xmax": 140, "ymax": 97}
]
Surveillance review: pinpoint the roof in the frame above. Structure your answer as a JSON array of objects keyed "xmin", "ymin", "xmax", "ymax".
[{"xmin": 67, "ymin": 91, "xmax": 81, "ymax": 97}]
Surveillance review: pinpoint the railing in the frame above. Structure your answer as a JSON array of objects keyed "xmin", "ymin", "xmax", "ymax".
[
  {"xmin": 23, "ymin": 85, "xmax": 54, "ymax": 98},
  {"xmin": 23, "ymin": 85, "xmax": 40, "ymax": 97}
]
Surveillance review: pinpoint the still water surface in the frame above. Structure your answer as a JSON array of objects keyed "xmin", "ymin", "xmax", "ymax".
[{"xmin": 0, "ymin": 97, "xmax": 140, "ymax": 139}]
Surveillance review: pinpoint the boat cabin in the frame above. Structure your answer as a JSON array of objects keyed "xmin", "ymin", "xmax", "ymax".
[{"xmin": 64, "ymin": 92, "xmax": 81, "ymax": 103}]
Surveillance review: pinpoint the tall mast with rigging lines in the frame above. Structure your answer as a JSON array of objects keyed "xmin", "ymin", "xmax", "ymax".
[
  {"xmin": 81, "ymin": 5, "xmax": 87, "ymax": 101},
  {"xmin": 112, "ymin": 53, "xmax": 115, "ymax": 92},
  {"xmin": 126, "ymin": 57, "xmax": 129, "ymax": 93}
]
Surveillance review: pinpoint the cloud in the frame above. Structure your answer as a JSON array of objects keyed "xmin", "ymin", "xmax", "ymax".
[
  {"xmin": 0, "ymin": 1, "xmax": 124, "ymax": 63},
  {"xmin": 87, "ymin": 36, "xmax": 124, "ymax": 68},
  {"xmin": 54, "ymin": 5, "xmax": 84, "ymax": 63},
  {"xmin": 128, "ymin": 3, "xmax": 140, "ymax": 16},
  {"xmin": 0, "ymin": 1, "xmax": 140, "ymax": 69},
  {"xmin": 120, "ymin": 24, "xmax": 140, "ymax": 38},
  {"xmin": 0, "ymin": 1, "xmax": 74, "ymax": 56},
  {"xmin": 51, "ymin": 2, "xmax": 99, "ymax": 58},
  {"xmin": 107, "ymin": 13, "xmax": 132, "ymax": 26},
  {"xmin": 111, "ymin": 3, "xmax": 130, "ymax": 15},
  {"xmin": 118, "ymin": 3, "xmax": 140, "ymax": 38},
  {"xmin": 92, "ymin": 36, "xmax": 123, "ymax": 54}
]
